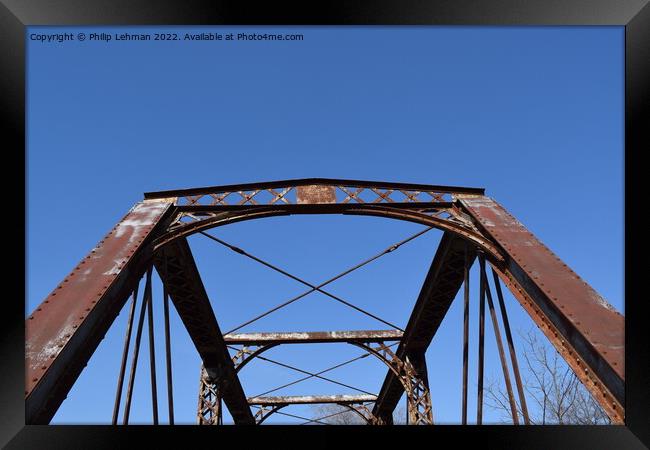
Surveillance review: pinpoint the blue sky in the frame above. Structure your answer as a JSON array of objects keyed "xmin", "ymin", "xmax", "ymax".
[{"xmin": 27, "ymin": 26, "xmax": 623, "ymax": 425}]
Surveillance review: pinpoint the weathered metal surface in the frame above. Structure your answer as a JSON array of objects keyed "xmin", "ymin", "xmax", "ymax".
[
  {"xmin": 154, "ymin": 204, "xmax": 503, "ymax": 264},
  {"xmin": 247, "ymin": 394, "xmax": 377, "ymax": 405},
  {"xmin": 154, "ymin": 237, "xmax": 255, "ymax": 424},
  {"xmin": 25, "ymin": 200, "xmax": 173, "ymax": 424},
  {"xmin": 224, "ymin": 330, "xmax": 403, "ymax": 345},
  {"xmin": 197, "ymin": 366, "xmax": 222, "ymax": 425},
  {"xmin": 144, "ymin": 178, "xmax": 485, "ymax": 204},
  {"xmin": 459, "ymin": 195, "xmax": 624, "ymax": 422},
  {"xmin": 405, "ymin": 352, "xmax": 433, "ymax": 424},
  {"xmin": 492, "ymin": 265, "xmax": 624, "ymax": 424},
  {"xmin": 30, "ymin": 179, "xmax": 625, "ymax": 426},
  {"xmin": 356, "ymin": 342, "xmax": 433, "ymax": 425},
  {"xmin": 178, "ymin": 202, "xmax": 455, "ymax": 212},
  {"xmin": 248, "ymin": 393, "xmax": 379, "ymax": 425},
  {"xmin": 296, "ymin": 184, "xmax": 336, "ymax": 204},
  {"xmin": 373, "ymin": 232, "xmax": 474, "ymax": 422}
]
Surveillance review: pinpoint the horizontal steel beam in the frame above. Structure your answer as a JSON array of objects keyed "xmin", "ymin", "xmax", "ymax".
[
  {"xmin": 248, "ymin": 395, "xmax": 377, "ymax": 405},
  {"xmin": 144, "ymin": 178, "xmax": 485, "ymax": 200},
  {"xmin": 224, "ymin": 330, "xmax": 403, "ymax": 345},
  {"xmin": 177, "ymin": 202, "xmax": 454, "ymax": 213},
  {"xmin": 154, "ymin": 237, "xmax": 255, "ymax": 424}
]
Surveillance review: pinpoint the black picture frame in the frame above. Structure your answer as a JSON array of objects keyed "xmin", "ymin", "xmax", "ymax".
[{"xmin": 2, "ymin": 1, "xmax": 648, "ymax": 448}]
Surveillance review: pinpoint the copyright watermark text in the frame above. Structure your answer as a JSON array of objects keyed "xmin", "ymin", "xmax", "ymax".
[{"xmin": 29, "ymin": 31, "xmax": 305, "ymax": 44}]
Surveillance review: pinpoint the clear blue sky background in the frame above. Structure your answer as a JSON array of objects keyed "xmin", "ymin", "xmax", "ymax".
[{"xmin": 27, "ymin": 26, "xmax": 623, "ymax": 425}]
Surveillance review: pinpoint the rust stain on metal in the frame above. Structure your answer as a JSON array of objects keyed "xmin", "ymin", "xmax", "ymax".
[
  {"xmin": 247, "ymin": 395, "xmax": 377, "ymax": 405},
  {"xmin": 460, "ymin": 197, "xmax": 624, "ymax": 374},
  {"xmin": 460, "ymin": 196, "xmax": 624, "ymax": 421},
  {"xmin": 491, "ymin": 266, "xmax": 624, "ymax": 424},
  {"xmin": 224, "ymin": 330, "xmax": 403, "ymax": 345},
  {"xmin": 29, "ymin": 180, "xmax": 625, "ymax": 426},
  {"xmin": 25, "ymin": 201, "xmax": 172, "ymax": 402},
  {"xmin": 296, "ymin": 184, "xmax": 336, "ymax": 204}
]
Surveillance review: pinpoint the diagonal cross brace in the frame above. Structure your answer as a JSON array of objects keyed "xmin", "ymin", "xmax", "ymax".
[
  {"xmin": 207, "ymin": 227, "xmax": 432, "ymax": 334},
  {"xmin": 154, "ymin": 237, "xmax": 255, "ymax": 424}
]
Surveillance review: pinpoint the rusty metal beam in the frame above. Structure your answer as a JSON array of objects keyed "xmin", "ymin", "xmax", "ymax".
[
  {"xmin": 153, "ymin": 203, "xmax": 503, "ymax": 262},
  {"xmin": 224, "ymin": 330, "xmax": 403, "ymax": 345},
  {"xmin": 373, "ymin": 232, "xmax": 476, "ymax": 421},
  {"xmin": 177, "ymin": 202, "xmax": 455, "ymax": 213},
  {"xmin": 30, "ymin": 180, "xmax": 622, "ymax": 427},
  {"xmin": 25, "ymin": 200, "xmax": 173, "ymax": 424},
  {"xmin": 458, "ymin": 195, "xmax": 625, "ymax": 423},
  {"xmin": 248, "ymin": 395, "xmax": 377, "ymax": 405},
  {"xmin": 153, "ymin": 237, "xmax": 255, "ymax": 424},
  {"xmin": 144, "ymin": 178, "xmax": 485, "ymax": 200}
]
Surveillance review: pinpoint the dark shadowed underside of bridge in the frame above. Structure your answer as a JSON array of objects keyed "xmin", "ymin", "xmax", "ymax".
[{"xmin": 25, "ymin": 178, "xmax": 624, "ymax": 425}]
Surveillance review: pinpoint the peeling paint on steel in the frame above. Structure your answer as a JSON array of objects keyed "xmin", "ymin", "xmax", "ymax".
[
  {"xmin": 103, "ymin": 257, "xmax": 129, "ymax": 276},
  {"xmin": 296, "ymin": 184, "xmax": 337, "ymax": 204},
  {"xmin": 247, "ymin": 394, "xmax": 377, "ymax": 405},
  {"xmin": 224, "ymin": 330, "xmax": 403, "ymax": 344},
  {"xmin": 115, "ymin": 201, "xmax": 169, "ymax": 243},
  {"xmin": 590, "ymin": 290, "xmax": 617, "ymax": 312},
  {"xmin": 459, "ymin": 195, "xmax": 624, "ymax": 418},
  {"xmin": 25, "ymin": 200, "xmax": 173, "ymax": 400},
  {"xmin": 460, "ymin": 197, "xmax": 623, "ymax": 335}
]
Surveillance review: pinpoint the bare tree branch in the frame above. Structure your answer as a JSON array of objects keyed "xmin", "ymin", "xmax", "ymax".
[
  {"xmin": 307, "ymin": 403, "xmax": 408, "ymax": 425},
  {"xmin": 485, "ymin": 327, "xmax": 610, "ymax": 425}
]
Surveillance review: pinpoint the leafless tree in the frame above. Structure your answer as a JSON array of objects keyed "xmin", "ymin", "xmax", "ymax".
[
  {"xmin": 485, "ymin": 328, "xmax": 610, "ymax": 425},
  {"xmin": 392, "ymin": 405, "xmax": 407, "ymax": 424},
  {"xmin": 309, "ymin": 404, "xmax": 368, "ymax": 425},
  {"xmin": 308, "ymin": 404, "xmax": 408, "ymax": 425}
]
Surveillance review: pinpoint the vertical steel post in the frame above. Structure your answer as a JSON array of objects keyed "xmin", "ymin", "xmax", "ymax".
[
  {"xmin": 491, "ymin": 267, "xmax": 530, "ymax": 424},
  {"xmin": 477, "ymin": 254, "xmax": 486, "ymax": 425},
  {"xmin": 483, "ymin": 264, "xmax": 519, "ymax": 424},
  {"xmin": 163, "ymin": 284, "xmax": 175, "ymax": 425},
  {"xmin": 146, "ymin": 269, "xmax": 159, "ymax": 424},
  {"xmin": 123, "ymin": 267, "xmax": 153, "ymax": 424},
  {"xmin": 112, "ymin": 283, "xmax": 140, "ymax": 425},
  {"xmin": 462, "ymin": 244, "xmax": 470, "ymax": 425}
]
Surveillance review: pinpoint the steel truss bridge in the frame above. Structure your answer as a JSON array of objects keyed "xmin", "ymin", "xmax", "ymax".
[{"xmin": 25, "ymin": 178, "xmax": 624, "ymax": 425}]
